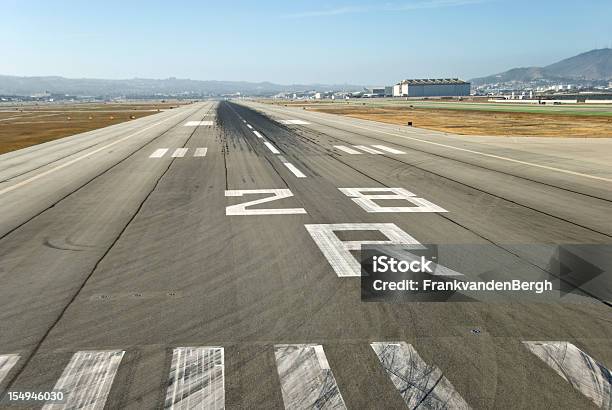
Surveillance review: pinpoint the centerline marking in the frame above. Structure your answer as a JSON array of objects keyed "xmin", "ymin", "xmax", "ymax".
[
  {"xmin": 264, "ymin": 141, "xmax": 280, "ymax": 154},
  {"xmin": 283, "ymin": 163, "xmax": 307, "ymax": 178}
]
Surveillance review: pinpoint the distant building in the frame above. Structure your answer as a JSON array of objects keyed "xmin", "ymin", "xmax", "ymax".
[
  {"xmin": 368, "ymin": 87, "xmax": 386, "ymax": 96},
  {"xmin": 392, "ymin": 79, "xmax": 470, "ymax": 97}
]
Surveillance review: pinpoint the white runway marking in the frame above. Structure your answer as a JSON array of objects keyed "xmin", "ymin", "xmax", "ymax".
[
  {"xmin": 171, "ymin": 148, "xmax": 188, "ymax": 158},
  {"xmin": 43, "ymin": 350, "xmax": 124, "ymax": 410},
  {"xmin": 184, "ymin": 121, "xmax": 213, "ymax": 126},
  {"xmin": 194, "ymin": 147, "xmax": 208, "ymax": 157},
  {"xmin": 523, "ymin": 341, "xmax": 612, "ymax": 408},
  {"xmin": 164, "ymin": 347, "xmax": 225, "ymax": 410},
  {"xmin": 313, "ymin": 114, "xmax": 612, "ymax": 183},
  {"xmin": 0, "ymin": 108, "xmax": 191, "ymax": 196},
  {"xmin": 279, "ymin": 119, "xmax": 310, "ymax": 125},
  {"xmin": 225, "ymin": 189, "xmax": 307, "ymax": 215},
  {"xmin": 371, "ymin": 342, "xmax": 470, "ymax": 409},
  {"xmin": 339, "ymin": 187, "xmax": 447, "ymax": 213},
  {"xmin": 372, "ymin": 145, "xmax": 406, "ymax": 154},
  {"xmin": 334, "ymin": 145, "xmax": 362, "ymax": 154},
  {"xmin": 275, "ymin": 344, "xmax": 346, "ymax": 410},
  {"xmin": 284, "ymin": 162, "xmax": 307, "ymax": 178},
  {"xmin": 247, "ymin": 124, "xmax": 253, "ymax": 129},
  {"xmin": 150, "ymin": 148, "xmax": 169, "ymax": 158},
  {"xmin": 353, "ymin": 145, "xmax": 383, "ymax": 154},
  {"xmin": 253, "ymin": 130, "xmax": 264, "ymax": 139},
  {"xmin": 264, "ymin": 141, "xmax": 281, "ymax": 154},
  {"xmin": 305, "ymin": 223, "xmax": 422, "ymax": 277},
  {"xmin": 0, "ymin": 354, "xmax": 19, "ymax": 384}
]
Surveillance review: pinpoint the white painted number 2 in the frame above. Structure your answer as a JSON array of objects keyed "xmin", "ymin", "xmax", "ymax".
[
  {"xmin": 225, "ymin": 189, "xmax": 307, "ymax": 215},
  {"xmin": 338, "ymin": 187, "xmax": 447, "ymax": 213}
]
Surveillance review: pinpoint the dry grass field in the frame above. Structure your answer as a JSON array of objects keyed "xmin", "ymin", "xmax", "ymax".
[
  {"xmin": 270, "ymin": 101, "xmax": 612, "ymax": 138},
  {"xmin": 0, "ymin": 101, "xmax": 188, "ymax": 154}
]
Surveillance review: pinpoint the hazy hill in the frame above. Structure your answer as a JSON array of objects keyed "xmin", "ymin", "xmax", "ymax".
[
  {"xmin": 471, "ymin": 48, "xmax": 612, "ymax": 85},
  {"xmin": 0, "ymin": 75, "xmax": 364, "ymax": 97}
]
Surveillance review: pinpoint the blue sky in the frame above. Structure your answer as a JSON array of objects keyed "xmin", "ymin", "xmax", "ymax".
[{"xmin": 2, "ymin": 0, "xmax": 611, "ymax": 84}]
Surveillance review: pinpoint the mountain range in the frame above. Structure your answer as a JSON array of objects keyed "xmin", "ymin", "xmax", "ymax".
[
  {"xmin": 0, "ymin": 76, "xmax": 363, "ymax": 97},
  {"xmin": 2, "ymin": 48, "xmax": 611, "ymax": 97},
  {"xmin": 470, "ymin": 48, "xmax": 612, "ymax": 86}
]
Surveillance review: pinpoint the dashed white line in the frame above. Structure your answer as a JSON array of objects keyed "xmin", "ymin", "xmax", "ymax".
[
  {"xmin": 43, "ymin": 350, "xmax": 124, "ymax": 410},
  {"xmin": 334, "ymin": 145, "xmax": 362, "ymax": 154},
  {"xmin": 353, "ymin": 145, "xmax": 383, "ymax": 154},
  {"xmin": 253, "ymin": 130, "xmax": 264, "ymax": 139},
  {"xmin": 284, "ymin": 162, "xmax": 307, "ymax": 178},
  {"xmin": 193, "ymin": 147, "xmax": 208, "ymax": 157},
  {"xmin": 171, "ymin": 148, "xmax": 188, "ymax": 158},
  {"xmin": 372, "ymin": 145, "xmax": 406, "ymax": 154},
  {"xmin": 150, "ymin": 148, "xmax": 169, "ymax": 158},
  {"xmin": 263, "ymin": 141, "xmax": 280, "ymax": 154},
  {"xmin": 246, "ymin": 124, "xmax": 253, "ymax": 129}
]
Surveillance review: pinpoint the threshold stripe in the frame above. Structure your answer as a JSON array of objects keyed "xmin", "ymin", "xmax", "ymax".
[
  {"xmin": 371, "ymin": 342, "xmax": 469, "ymax": 409},
  {"xmin": 0, "ymin": 354, "xmax": 19, "ymax": 384},
  {"xmin": 523, "ymin": 341, "xmax": 612, "ymax": 408},
  {"xmin": 164, "ymin": 347, "xmax": 225, "ymax": 409},
  {"xmin": 275, "ymin": 344, "xmax": 346, "ymax": 409},
  {"xmin": 43, "ymin": 350, "xmax": 124, "ymax": 410}
]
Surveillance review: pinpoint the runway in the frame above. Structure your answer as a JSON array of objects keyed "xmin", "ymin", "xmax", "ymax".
[{"xmin": 0, "ymin": 100, "xmax": 610, "ymax": 409}]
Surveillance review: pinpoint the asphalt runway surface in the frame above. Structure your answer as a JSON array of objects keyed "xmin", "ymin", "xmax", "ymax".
[{"xmin": 0, "ymin": 100, "xmax": 610, "ymax": 409}]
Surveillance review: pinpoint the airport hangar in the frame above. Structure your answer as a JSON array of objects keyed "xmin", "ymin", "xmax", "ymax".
[{"xmin": 392, "ymin": 78, "xmax": 471, "ymax": 97}]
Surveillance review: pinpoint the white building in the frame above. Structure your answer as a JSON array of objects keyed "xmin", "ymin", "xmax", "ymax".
[{"xmin": 392, "ymin": 79, "xmax": 471, "ymax": 97}]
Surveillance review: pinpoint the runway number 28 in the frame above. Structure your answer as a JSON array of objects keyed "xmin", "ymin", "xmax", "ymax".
[
  {"xmin": 225, "ymin": 187, "xmax": 449, "ymax": 277},
  {"xmin": 225, "ymin": 187, "xmax": 446, "ymax": 215}
]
